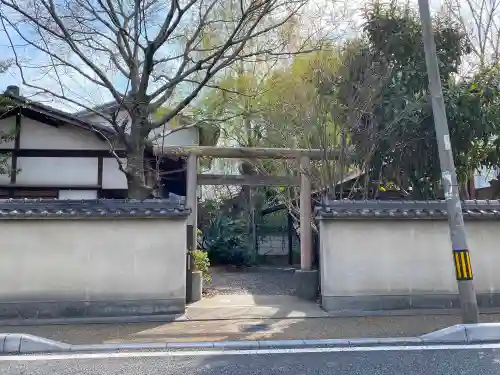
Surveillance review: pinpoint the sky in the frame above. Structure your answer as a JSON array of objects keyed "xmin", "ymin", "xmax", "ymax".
[{"xmin": 0, "ymin": 0, "xmax": 463, "ymax": 113}]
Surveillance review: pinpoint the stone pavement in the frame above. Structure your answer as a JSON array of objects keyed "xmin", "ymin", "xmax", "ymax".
[
  {"xmin": 1, "ymin": 293, "xmax": 500, "ymax": 345},
  {"xmin": 185, "ymin": 295, "xmax": 328, "ymax": 319},
  {"xmin": 205, "ymin": 266, "xmax": 297, "ymax": 296}
]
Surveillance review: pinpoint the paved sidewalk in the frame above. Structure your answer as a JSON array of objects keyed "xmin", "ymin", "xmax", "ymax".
[
  {"xmin": 1, "ymin": 293, "xmax": 500, "ymax": 345},
  {"xmin": 2, "ymin": 313, "xmax": 500, "ymax": 345}
]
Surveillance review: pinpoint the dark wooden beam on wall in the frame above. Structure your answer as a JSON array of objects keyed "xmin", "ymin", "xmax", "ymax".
[
  {"xmin": 0, "ymin": 149, "xmax": 128, "ymax": 158},
  {"xmin": 0, "ymin": 184, "xmax": 100, "ymax": 190},
  {"xmin": 197, "ymin": 174, "xmax": 300, "ymax": 186},
  {"xmin": 10, "ymin": 109, "xmax": 22, "ymax": 188},
  {"xmin": 97, "ymin": 156, "xmax": 103, "ymax": 198}
]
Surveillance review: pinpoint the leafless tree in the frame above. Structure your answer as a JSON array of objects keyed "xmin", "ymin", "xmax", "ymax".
[
  {"xmin": 0, "ymin": 0, "xmax": 312, "ymax": 197},
  {"xmin": 443, "ymin": 0, "xmax": 500, "ymax": 69},
  {"xmin": 0, "ymin": 60, "xmax": 22, "ymax": 177}
]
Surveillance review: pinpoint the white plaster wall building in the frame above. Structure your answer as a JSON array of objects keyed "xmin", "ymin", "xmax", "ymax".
[
  {"xmin": 75, "ymin": 100, "xmax": 200, "ymax": 149},
  {"xmin": 0, "ymin": 86, "xmax": 203, "ymax": 199}
]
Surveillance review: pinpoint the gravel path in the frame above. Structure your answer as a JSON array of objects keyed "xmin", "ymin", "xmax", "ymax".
[{"xmin": 205, "ymin": 267, "xmax": 296, "ymax": 296}]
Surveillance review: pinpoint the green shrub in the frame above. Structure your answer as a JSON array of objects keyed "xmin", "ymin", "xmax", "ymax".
[
  {"xmin": 191, "ymin": 249, "xmax": 211, "ymax": 282},
  {"xmin": 202, "ymin": 215, "xmax": 253, "ymax": 266}
]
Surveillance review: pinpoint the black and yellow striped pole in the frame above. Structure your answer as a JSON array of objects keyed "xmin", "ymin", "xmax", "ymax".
[{"xmin": 453, "ymin": 250, "xmax": 473, "ymax": 281}]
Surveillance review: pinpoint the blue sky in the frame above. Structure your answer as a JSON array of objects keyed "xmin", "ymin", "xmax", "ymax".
[
  {"xmin": 0, "ymin": 0, "xmax": 460, "ymax": 113},
  {"xmin": 0, "ymin": 15, "xmax": 132, "ymax": 113}
]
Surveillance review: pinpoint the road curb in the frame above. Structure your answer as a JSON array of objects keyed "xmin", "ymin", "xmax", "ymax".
[
  {"xmin": 464, "ymin": 323, "xmax": 500, "ymax": 343},
  {"xmin": 3, "ymin": 323, "xmax": 500, "ymax": 354},
  {"xmin": 420, "ymin": 323, "xmax": 500, "ymax": 344},
  {"xmin": 1, "ymin": 333, "xmax": 71, "ymax": 354},
  {"xmin": 0, "ymin": 336, "xmax": 426, "ymax": 354},
  {"xmin": 67, "ymin": 338, "xmax": 425, "ymax": 352},
  {"xmin": 420, "ymin": 324, "xmax": 468, "ymax": 343}
]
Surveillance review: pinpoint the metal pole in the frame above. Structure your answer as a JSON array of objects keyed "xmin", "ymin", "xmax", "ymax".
[{"xmin": 417, "ymin": 0, "xmax": 479, "ymax": 323}]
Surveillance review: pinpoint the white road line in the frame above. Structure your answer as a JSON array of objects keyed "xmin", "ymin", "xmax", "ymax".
[{"xmin": 1, "ymin": 343, "xmax": 500, "ymax": 361}]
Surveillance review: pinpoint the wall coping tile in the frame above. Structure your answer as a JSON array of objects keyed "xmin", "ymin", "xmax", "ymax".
[
  {"xmin": 0, "ymin": 199, "xmax": 189, "ymax": 220},
  {"xmin": 316, "ymin": 200, "xmax": 500, "ymax": 220}
]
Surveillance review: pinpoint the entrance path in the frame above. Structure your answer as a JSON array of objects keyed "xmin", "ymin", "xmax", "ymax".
[
  {"xmin": 190, "ymin": 266, "xmax": 326, "ymax": 318},
  {"xmin": 186, "ymin": 294, "xmax": 328, "ymax": 320},
  {"xmin": 204, "ymin": 266, "xmax": 297, "ymax": 296}
]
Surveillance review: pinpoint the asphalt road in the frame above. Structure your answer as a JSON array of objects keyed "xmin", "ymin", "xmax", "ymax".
[{"xmin": 1, "ymin": 345, "xmax": 500, "ymax": 375}]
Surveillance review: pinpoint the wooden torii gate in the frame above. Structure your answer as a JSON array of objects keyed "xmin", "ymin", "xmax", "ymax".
[{"xmin": 154, "ymin": 146, "xmax": 340, "ymax": 300}]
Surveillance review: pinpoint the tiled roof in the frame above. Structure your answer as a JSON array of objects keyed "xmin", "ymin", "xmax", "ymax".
[
  {"xmin": 3, "ymin": 94, "xmax": 117, "ymax": 138},
  {"xmin": 316, "ymin": 200, "xmax": 500, "ymax": 220},
  {"xmin": 0, "ymin": 199, "xmax": 189, "ymax": 220}
]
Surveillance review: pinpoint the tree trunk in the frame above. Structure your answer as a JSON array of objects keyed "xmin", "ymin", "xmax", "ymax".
[
  {"xmin": 469, "ymin": 171, "xmax": 476, "ymax": 200},
  {"xmin": 126, "ymin": 120, "xmax": 150, "ymax": 199},
  {"xmin": 459, "ymin": 181, "xmax": 470, "ymax": 200},
  {"xmin": 126, "ymin": 146, "xmax": 148, "ymax": 199}
]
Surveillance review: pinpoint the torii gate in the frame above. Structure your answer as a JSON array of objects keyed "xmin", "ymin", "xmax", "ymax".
[{"xmin": 154, "ymin": 146, "xmax": 341, "ymax": 301}]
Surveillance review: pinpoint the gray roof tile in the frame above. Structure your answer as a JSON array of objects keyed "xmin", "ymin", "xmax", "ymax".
[
  {"xmin": 0, "ymin": 199, "xmax": 189, "ymax": 220},
  {"xmin": 316, "ymin": 200, "xmax": 500, "ymax": 220}
]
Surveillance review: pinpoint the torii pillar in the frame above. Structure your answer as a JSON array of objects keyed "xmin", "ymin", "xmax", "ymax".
[
  {"xmin": 185, "ymin": 153, "xmax": 201, "ymax": 302},
  {"xmin": 295, "ymin": 154, "xmax": 318, "ymax": 300}
]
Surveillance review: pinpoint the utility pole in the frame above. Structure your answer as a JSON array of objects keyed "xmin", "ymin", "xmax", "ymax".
[{"xmin": 417, "ymin": 0, "xmax": 479, "ymax": 323}]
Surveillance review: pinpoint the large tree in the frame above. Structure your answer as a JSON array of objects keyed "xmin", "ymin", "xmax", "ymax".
[
  {"xmin": 196, "ymin": 1, "xmax": 500, "ymax": 203},
  {"xmin": 194, "ymin": 42, "xmax": 385, "ymax": 232},
  {"xmin": 0, "ymin": 0, "xmax": 314, "ymax": 197},
  {"xmin": 444, "ymin": 65, "xmax": 500, "ymax": 194},
  {"xmin": 342, "ymin": 2, "xmax": 478, "ymax": 199},
  {"xmin": 336, "ymin": 1, "xmax": 500, "ymax": 200}
]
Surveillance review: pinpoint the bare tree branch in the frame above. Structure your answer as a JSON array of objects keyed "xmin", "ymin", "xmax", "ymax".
[
  {"xmin": 0, "ymin": 0, "xmax": 319, "ymax": 198},
  {"xmin": 443, "ymin": 0, "xmax": 500, "ymax": 68}
]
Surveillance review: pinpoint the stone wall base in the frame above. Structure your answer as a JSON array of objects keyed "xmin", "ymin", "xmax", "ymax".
[
  {"xmin": 295, "ymin": 270, "xmax": 319, "ymax": 300},
  {"xmin": 321, "ymin": 293, "xmax": 500, "ymax": 313},
  {"xmin": 0, "ymin": 298, "xmax": 185, "ymax": 323}
]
